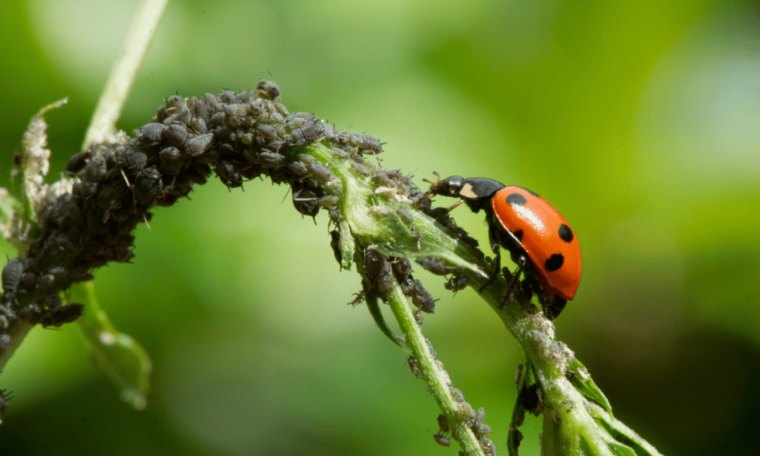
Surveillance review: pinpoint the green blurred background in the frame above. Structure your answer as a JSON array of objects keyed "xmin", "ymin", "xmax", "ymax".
[{"xmin": 1, "ymin": 0, "xmax": 759, "ymax": 454}]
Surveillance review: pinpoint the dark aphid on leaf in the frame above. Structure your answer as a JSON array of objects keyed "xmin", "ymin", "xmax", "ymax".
[
  {"xmin": 159, "ymin": 146, "xmax": 184, "ymax": 176},
  {"xmin": 291, "ymin": 185, "xmax": 321, "ymax": 218},
  {"xmin": 415, "ymin": 257, "xmax": 457, "ymax": 276},
  {"xmin": 363, "ymin": 247, "xmax": 393, "ymax": 300},
  {"xmin": 125, "ymin": 151, "xmax": 148, "ymax": 171},
  {"xmin": 165, "ymin": 124, "xmax": 189, "ymax": 149},
  {"xmin": 2, "ymin": 260, "xmax": 24, "ymax": 296},
  {"xmin": 81, "ymin": 155, "xmax": 107, "ymax": 182},
  {"xmin": 138, "ymin": 122, "xmax": 167, "ymax": 143},
  {"xmin": 256, "ymin": 80, "xmax": 280, "ymax": 100},
  {"xmin": 216, "ymin": 161, "xmax": 242, "ymax": 188},
  {"xmin": 186, "ymin": 133, "xmax": 214, "ymax": 158},
  {"xmin": 66, "ymin": 151, "xmax": 90, "ymax": 175},
  {"xmin": 134, "ymin": 167, "xmax": 163, "ymax": 205}
]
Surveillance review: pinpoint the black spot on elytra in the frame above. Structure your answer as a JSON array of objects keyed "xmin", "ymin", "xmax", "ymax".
[
  {"xmin": 507, "ymin": 193, "xmax": 527, "ymax": 206},
  {"xmin": 545, "ymin": 253, "xmax": 564, "ymax": 271},
  {"xmin": 512, "ymin": 229, "xmax": 524, "ymax": 242},
  {"xmin": 558, "ymin": 224, "xmax": 573, "ymax": 242}
]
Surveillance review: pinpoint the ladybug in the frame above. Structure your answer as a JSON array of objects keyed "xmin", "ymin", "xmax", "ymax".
[{"xmin": 429, "ymin": 176, "xmax": 581, "ymax": 319}]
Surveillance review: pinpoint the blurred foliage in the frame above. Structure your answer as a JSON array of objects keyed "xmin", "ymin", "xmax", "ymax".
[{"xmin": 1, "ymin": 0, "xmax": 759, "ymax": 454}]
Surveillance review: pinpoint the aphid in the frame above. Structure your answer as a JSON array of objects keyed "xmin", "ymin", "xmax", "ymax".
[
  {"xmin": 409, "ymin": 279, "xmax": 436, "ymax": 313},
  {"xmin": 66, "ymin": 151, "xmax": 90, "ymax": 175},
  {"xmin": 225, "ymin": 103, "xmax": 249, "ymax": 118},
  {"xmin": 125, "ymin": 151, "xmax": 148, "ymax": 171},
  {"xmin": 351, "ymin": 133, "xmax": 383, "ymax": 154},
  {"xmin": 203, "ymin": 93, "xmax": 222, "ymax": 111},
  {"xmin": 444, "ymin": 274, "xmax": 469, "ymax": 292},
  {"xmin": 256, "ymin": 124, "xmax": 278, "ymax": 142},
  {"xmin": 256, "ymin": 80, "xmax": 280, "ymax": 100},
  {"xmin": 433, "ymin": 434, "xmax": 451, "ymax": 447},
  {"xmin": 274, "ymin": 100, "xmax": 289, "ymax": 116},
  {"xmin": 216, "ymin": 161, "xmax": 242, "ymax": 188},
  {"xmin": 134, "ymin": 167, "xmax": 163, "ymax": 205},
  {"xmin": 291, "ymin": 185, "xmax": 320, "ymax": 218},
  {"xmin": 2, "ymin": 260, "xmax": 24, "ymax": 295},
  {"xmin": 329, "ymin": 230, "xmax": 342, "ymax": 266},
  {"xmin": 139, "ymin": 123, "xmax": 168, "ymax": 143},
  {"xmin": 81, "ymin": 155, "xmax": 107, "ymax": 182},
  {"xmin": 186, "ymin": 133, "xmax": 214, "ymax": 157},
  {"xmin": 289, "ymin": 122, "xmax": 327, "ymax": 147},
  {"xmin": 287, "ymin": 112, "xmax": 318, "ymax": 130},
  {"xmin": 163, "ymin": 95, "xmax": 187, "ymax": 113},
  {"xmin": 258, "ymin": 151, "xmax": 286, "ymax": 169},
  {"xmin": 239, "ymin": 132, "xmax": 254, "ymax": 145},
  {"xmin": 318, "ymin": 195, "xmax": 339, "ymax": 209},
  {"xmin": 390, "ymin": 257, "xmax": 413, "ymax": 282},
  {"xmin": 39, "ymin": 274, "xmax": 56, "ymax": 291},
  {"xmin": 159, "ymin": 146, "xmax": 184, "ymax": 176},
  {"xmin": 364, "ymin": 246, "xmax": 393, "ymax": 300},
  {"xmin": 287, "ymin": 161, "xmax": 308, "ymax": 177},
  {"xmin": 434, "ymin": 414, "xmax": 451, "ymax": 447},
  {"xmin": 40, "ymin": 302, "xmax": 84, "ymax": 328},
  {"xmin": 415, "ymin": 257, "xmax": 457, "ymax": 276},
  {"xmin": 188, "ymin": 116, "xmax": 208, "ymax": 134},
  {"xmin": 165, "ymin": 124, "xmax": 189, "ymax": 148},
  {"xmin": 407, "ymin": 356, "xmax": 423, "ymax": 379},
  {"xmin": 469, "ymin": 407, "xmax": 491, "ymax": 436},
  {"xmin": 219, "ymin": 90, "xmax": 237, "ymax": 103},
  {"xmin": 96, "ymin": 186, "xmax": 127, "ymax": 218},
  {"xmin": 163, "ymin": 108, "xmax": 191, "ymax": 126},
  {"xmin": 190, "ymin": 98, "xmax": 209, "ymax": 121},
  {"xmin": 308, "ymin": 163, "xmax": 332, "ymax": 183},
  {"xmin": 519, "ymin": 384, "xmax": 542, "ymax": 416},
  {"xmin": 208, "ymin": 111, "xmax": 226, "ymax": 128}
]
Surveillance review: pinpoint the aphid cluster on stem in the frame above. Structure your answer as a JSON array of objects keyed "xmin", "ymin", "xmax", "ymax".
[
  {"xmin": 0, "ymin": 81, "xmax": 388, "ymax": 351},
  {"xmin": 361, "ymin": 247, "xmax": 438, "ymax": 315},
  {"xmin": 0, "ymin": 80, "xmax": 492, "ymax": 438}
]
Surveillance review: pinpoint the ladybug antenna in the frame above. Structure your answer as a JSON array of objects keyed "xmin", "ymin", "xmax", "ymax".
[{"xmin": 422, "ymin": 171, "xmax": 441, "ymax": 185}]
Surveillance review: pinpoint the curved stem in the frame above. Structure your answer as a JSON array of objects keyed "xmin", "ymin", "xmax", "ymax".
[
  {"xmin": 386, "ymin": 282, "xmax": 486, "ymax": 456},
  {"xmin": 0, "ymin": 322, "xmax": 32, "ymax": 373},
  {"xmin": 83, "ymin": 0, "xmax": 169, "ymax": 147}
]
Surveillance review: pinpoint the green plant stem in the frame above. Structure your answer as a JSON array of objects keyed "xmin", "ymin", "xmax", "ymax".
[
  {"xmin": 465, "ymin": 270, "xmax": 662, "ymax": 455},
  {"xmin": 386, "ymin": 282, "xmax": 486, "ymax": 456},
  {"xmin": 83, "ymin": 0, "xmax": 169, "ymax": 147},
  {"xmin": 0, "ymin": 322, "xmax": 31, "ymax": 374},
  {"xmin": 302, "ymin": 140, "xmax": 661, "ymax": 454}
]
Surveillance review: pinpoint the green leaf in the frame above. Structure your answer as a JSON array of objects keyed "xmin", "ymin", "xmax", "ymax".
[
  {"xmin": 567, "ymin": 357, "xmax": 613, "ymax": 413},
  {"xmin": 73, "ymin": 282, "xmax": 152, "ymax": 410}
]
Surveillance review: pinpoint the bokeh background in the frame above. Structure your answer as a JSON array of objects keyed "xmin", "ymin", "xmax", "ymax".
[{"xmin": 1, "ymin": 0, "xmax": 759, "ymax": 454}]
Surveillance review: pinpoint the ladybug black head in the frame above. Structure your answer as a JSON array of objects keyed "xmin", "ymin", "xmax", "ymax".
[
  {"xmin": 429, "ymin": 175, "xmax": 466, "ymax": 198},
  {"xmin": 430, "ymin": 176, "xmax": 505, "ymax": 213}
]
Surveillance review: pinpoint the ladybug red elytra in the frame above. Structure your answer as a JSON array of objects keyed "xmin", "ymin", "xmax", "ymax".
[{"xmin": 429, "ymin": 176, "xmax": 581, "ymax": 319}]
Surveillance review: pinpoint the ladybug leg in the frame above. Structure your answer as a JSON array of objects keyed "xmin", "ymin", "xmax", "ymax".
[
  {"xmin": 478, "ymin": 223, "xmax": 502, "ymax": 291},
  {"xmin": 445, "ymin": 199, "xmax": 464, "ymax": 212},
  {"xmin": 500, "ymin": 255, "xmax": 526, "ymax": 307}
]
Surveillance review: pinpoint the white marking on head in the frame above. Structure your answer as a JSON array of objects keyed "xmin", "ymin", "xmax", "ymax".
[{"xmin": 459, "ymin": 183, "xmax": 478, "ymax": 200}]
